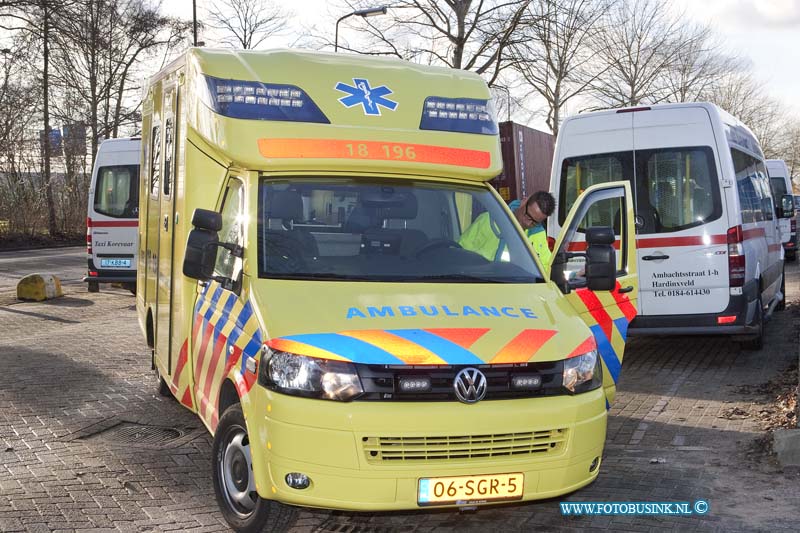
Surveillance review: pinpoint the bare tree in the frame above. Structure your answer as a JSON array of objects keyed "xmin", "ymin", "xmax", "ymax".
[
  {"xmin": 662, "ymin": 22, "xmax": 742, "ymax": 104},
  {"xmin": 590, "ymin": 0, "xmax": 685, "ymax": 108},
  {"xmin": 206, "ymin": 0, "xmax": 289, "ymax": 49},
  {"xmin": 0, "ymin": 37, "xmax": 46, "ymax": 238},
  {"xmin": 0, "ymin": 0, "xmax": 68, "ymax": 236},
  {"xmin": 512, "ymin": 0, "xmax": 609, "ymax": 137},
  {"xmin": 703, "ymin": 68, "xmax": 785, "ymax": 156},
  {"xmin": 49, "ymin": 0, "xmax": 187, "ymax": 164},
  {"xmin": 332, "ymin": 0, "xmax": 531, "ymax": 86}
]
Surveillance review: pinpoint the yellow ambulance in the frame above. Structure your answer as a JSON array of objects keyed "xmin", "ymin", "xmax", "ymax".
[{"xmin": 138, "ymin": 48, "xmax": 638, "ymax": 531}]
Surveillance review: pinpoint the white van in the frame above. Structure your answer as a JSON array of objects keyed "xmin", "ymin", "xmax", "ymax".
[
  {"xmin": 84, "ymin": 137, "xmax": 141, "ymax": 293},
  {"xmin": 549, "ymin": 102, "xmax": 791, "ymax": 349},
  {"xmin": 766, "ymin": 159, "xmax": 797, "ymax": 261}
]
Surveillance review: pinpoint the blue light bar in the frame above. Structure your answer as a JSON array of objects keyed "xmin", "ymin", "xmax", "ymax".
[
  {"xmin": 419, "ymin": 96, "xmax": 498, "ymax": 135},
  {"xmin": 203, "ymin": 75, "xmax": 329, "ymax": 124}
]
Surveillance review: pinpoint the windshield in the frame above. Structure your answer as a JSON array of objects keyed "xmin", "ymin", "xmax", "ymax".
[
  {"xmin": 257, "ymin": 178, "xmax": 542, "ymax": 283},
  {"xmin": 94, "ymin": 164, "xmax": 139, "ymax": 218}
]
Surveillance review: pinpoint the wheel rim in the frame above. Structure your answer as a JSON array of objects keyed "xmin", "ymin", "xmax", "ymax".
[{"xmin": 219, "ymin": 425, "xmax": 258, "ymax": 518}]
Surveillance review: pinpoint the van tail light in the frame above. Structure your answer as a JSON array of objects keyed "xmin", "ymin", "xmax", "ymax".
[
  {"xmin": 727, "ymin": 225, "xmax": 745, "ymax": 287},
  {"xmin": 791, "ymin": 218, "xmax": 796, "ymax": 235},
  {"xmin": 86, "ymin": 217, "xmax": 92, "ymax": 254},
  {"xmin": 717, "ymin": 315, "xmax": 737, "ymax": 324},
  {"xmin": 547, "ymin": 236, "xmax": 555, "ymax": 251}
]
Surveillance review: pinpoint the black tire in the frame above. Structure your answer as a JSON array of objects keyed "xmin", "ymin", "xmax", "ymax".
[
  {"xmin": 88, "ymin": 281, "xmax": 99, "ymax": 293},
  {"xmin": 788, "ymin": 252, "xmax": 796, "ymax": 263},
  {"xmin": 212, "ymin": 404, "xmax": 297, "ymax": 533},
  {"xmin": 124, "ymin": 282, "xmax": 137, "ymax": 295},
  {"xmin": 740, "ymin": 296, "xmax": 764, "ymax": 350},
  {"xmin": 776, "ymin": 269, "xmax": 786, "ymax": 312}
]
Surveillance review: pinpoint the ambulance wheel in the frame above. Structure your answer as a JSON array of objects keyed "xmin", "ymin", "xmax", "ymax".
[
  {"xmin": 88, "ymin": 281, "xmax": 99, "ymax": 293},
  {"xmin": 776, "ymin": 270, "xmax": 786, "ymax": 312},
  {"xmin": 213, "ymin": 404, "xmax": 296, "ymax": 533},
  {"xmin": 740, "ymin": 296, "xmax": 764, "ymax": 351}
]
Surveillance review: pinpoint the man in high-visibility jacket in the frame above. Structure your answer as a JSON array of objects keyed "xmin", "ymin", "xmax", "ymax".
[{"xmin": 459, "ymin": 191, "xmax": 556, "ymax": 264}]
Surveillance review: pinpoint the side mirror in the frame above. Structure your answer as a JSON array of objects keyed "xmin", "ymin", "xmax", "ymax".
[
  {"xmin": 183, "ymin": 227, "xmax": 219, "ymax": 280},
  {"xmin": 779, "ymin": 194, "xmax": 795, "ymax": 219},
  {"xmin": 192, "ymin": 208, "xmax": 223, "ymax": 231},
  {"xmin": 585, "ymin": 226, "xmax": 616, "ymax": 291}
]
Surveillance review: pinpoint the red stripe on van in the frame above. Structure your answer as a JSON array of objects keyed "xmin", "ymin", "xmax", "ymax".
[
  {"xmin": 89, "ymin": 220, "xmax": 138, "ymax": 227},
  {"xmin": 741, "ymin": 227, "xmax": 766, "ymax": 240},
  {"xmin": 567, "ymin": 234, "xmax": 728, "ymax": 251},
  {"xmin": 566, "ymin": 229, "xmax": 775, "ymax": 252}
]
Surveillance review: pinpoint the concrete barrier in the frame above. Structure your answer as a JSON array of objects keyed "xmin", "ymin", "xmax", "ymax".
[{"xmin": 16, "ymin": 273, "xmax": 64, "ymax": 301}]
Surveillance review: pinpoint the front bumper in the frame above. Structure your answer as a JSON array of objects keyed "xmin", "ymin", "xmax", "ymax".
[{"xmin": 246, "ymin": 387, "xmax": 607, "ymax": 511}]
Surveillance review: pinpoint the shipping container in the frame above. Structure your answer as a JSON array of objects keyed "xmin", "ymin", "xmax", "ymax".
[{"xmin": 491, "ymin": 121, "xmax": 555, "ymax": 202}]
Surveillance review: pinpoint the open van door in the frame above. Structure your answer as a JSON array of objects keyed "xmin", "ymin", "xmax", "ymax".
[{"xmin": 549, "ymin": 181, "xmax": 638, "ymax": 405}]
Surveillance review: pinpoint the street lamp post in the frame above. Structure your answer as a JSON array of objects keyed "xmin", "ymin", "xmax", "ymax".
[
  {"xmin": 192, "ymin": 0, "xmax": 198, "ymax": 46},
  {"xmin": 335, "ymin": 6, "xmax": 388, "ymax": 52}
]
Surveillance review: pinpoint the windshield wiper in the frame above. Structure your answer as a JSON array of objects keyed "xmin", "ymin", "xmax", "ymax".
[{"xmin": 414, "ymin": 274, "xmax": 509, "ymax": 283}]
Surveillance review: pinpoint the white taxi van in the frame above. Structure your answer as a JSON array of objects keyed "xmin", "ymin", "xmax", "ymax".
[
  {"xmin": 549, "ymin": 103, "xmax": 794, "ymax": 349},
  {"xmin": 84, "ymin": 137, "xmax": 141, "ymax": 293}
]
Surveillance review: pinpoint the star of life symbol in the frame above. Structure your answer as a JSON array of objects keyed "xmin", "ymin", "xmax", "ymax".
[{"xmin": 335, "ymin": 78, "xmax": 398, "ymax": 116}]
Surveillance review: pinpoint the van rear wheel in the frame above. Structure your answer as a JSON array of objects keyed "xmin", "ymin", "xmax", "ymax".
[
  {"xmin": 88, "ymin": 281, "xmax": 99, "ymax": 293},
  {"xmin": 212, "ymin": 404, "xmax": 296, "ymax": 533},
  {"xmin": 740, "ymin": 296, "xmax": 764, "ymax": 350}
]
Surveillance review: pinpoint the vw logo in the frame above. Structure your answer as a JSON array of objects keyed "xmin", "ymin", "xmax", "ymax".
[{"xmin": 453, "ymin": 368, "xmax": 488, "ymax": 404}]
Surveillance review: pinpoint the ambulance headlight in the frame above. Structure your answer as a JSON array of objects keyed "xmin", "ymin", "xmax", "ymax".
[
  {"xmin": 562, "ymin": 350, "xmax": 602, "ymax": 394},
  {"xmin": 259, "ymin": 348, "xmax": 363, "ymax": 401}
]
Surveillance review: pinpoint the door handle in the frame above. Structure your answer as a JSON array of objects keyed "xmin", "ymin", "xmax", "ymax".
[
  {"xmin": 618, "ymin": 285, "xmax": 634, "ymax": 294},
  {"xmin": 163, "ymin": 215, "xmax": 169, "ymax": 232},
  {"xmin": 642, "ymin": 254, "xmax": 669, "ymax": 261}
]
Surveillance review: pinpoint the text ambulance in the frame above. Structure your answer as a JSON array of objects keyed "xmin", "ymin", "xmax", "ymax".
[{"xmin": 138, "ymin": 48, "xmax": 638, "ymax": 531}]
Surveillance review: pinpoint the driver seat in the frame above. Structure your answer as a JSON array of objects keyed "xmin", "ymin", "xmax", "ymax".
[{"xmin": 265, "ymin": 190, "xmax": 318, "ymax": 258}]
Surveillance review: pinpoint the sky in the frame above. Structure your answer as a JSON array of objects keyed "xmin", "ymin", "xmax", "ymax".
[{"xmin": 165, "ymin": 0, "xmax": 800, "ymax": 128}]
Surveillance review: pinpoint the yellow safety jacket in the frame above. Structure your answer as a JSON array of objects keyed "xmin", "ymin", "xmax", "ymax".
[{"xmin": 458, "ymin": 211, "xmax": 551, "ymax": 264}]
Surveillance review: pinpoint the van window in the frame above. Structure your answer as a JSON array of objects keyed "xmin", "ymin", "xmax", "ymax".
[
  {"xmin": 150, "ymin": 125, "xmax": 161, "ymax": 197},
  {"xmin": 258, "ymin": 178, "xmax": 542, "ymax": 283},
  {"xmin": 93, "ymin": 165, "xmax": 139, "ymax": 218},
  {"xmin": 732, "ymin": 149, "xmax": 773, "ymax": 223},
  {"xmin": 163, "ymin": 117, "xmax": 173, "ymax": 197},
  {"xmin": 215, "ymin": 179, "xmax": 245, "ymax": 281},
  {"xmin": 770, "ymin": 176, "xmax": 788, "ymax": 198},
  {"xmin": 559, "ymin": 146, "xmax": 721, "ymax": 234}
]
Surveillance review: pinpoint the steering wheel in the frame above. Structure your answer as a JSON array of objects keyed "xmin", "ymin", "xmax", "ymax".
[
  {"xmin": 264, "ymin": 232, "xmax": 308, "ymax": 273},
  {"xmin": 415, "ymin": 239, "xmax": 462, "ymax": 257}
]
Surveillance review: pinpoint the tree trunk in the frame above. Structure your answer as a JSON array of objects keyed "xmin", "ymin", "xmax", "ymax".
[{"xmin": 41, "ymin": 1, "xmax": 57, "ymax": 237}]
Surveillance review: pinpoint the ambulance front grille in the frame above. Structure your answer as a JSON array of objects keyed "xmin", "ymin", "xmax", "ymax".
[{"xmin": 362, "ymin": 429, "xmax": 568, "ymax": 463}]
